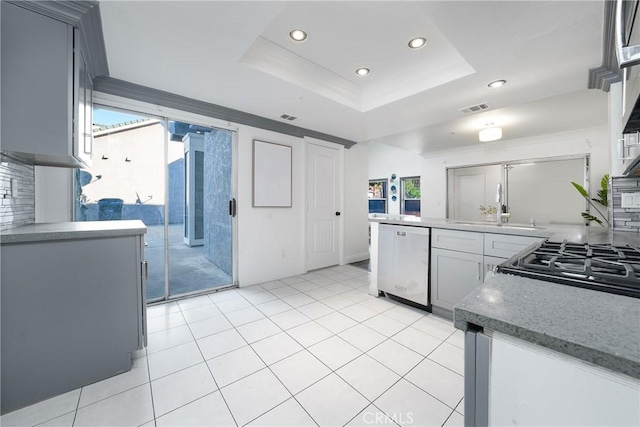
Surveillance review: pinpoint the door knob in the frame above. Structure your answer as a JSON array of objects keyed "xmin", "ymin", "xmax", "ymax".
[{"xmin": 335, "ymin": 211, "xmax": 341, "ymax": 216}]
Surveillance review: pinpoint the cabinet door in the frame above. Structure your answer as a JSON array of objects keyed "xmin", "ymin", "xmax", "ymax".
[
  {"xmin": 1, "ymin": 3, "xmax": 73, "ymax": 157},
  {"xmin": 74, "ymin": 46, "xmax": 92, "ymax": 168},
  {"xmin": 484, "ymin": 233, "xmax": 543, "ymax": 258},
  {"xmin": 484, "ymin": 255, "xmax": 507, "ymax": 279},
  {"xmin": 432, "ymin": 228, "xmax": 484, "ymax": 254},
  {"xmin": 432, "ymin": 248, "xmax": 483, "ymax": 311}
]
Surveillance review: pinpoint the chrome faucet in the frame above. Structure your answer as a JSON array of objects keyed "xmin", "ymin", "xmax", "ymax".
[{"xmin": 495, "ymin": 183, "xmax": 510, "ymax": 224}]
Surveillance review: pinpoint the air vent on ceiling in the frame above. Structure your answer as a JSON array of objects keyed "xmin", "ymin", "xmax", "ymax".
[
  {"xmin": 280, "ymin": 114, "xmax": 297, "ymax": 121},
  {"xmin": 459, "ymin": 103, "xmax": 490, "ymax": 114}
]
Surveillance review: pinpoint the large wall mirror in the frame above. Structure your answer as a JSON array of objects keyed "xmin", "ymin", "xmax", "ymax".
[{"xmin": 447, "ymin": 155, "xmax": 589, "ymax": 225}]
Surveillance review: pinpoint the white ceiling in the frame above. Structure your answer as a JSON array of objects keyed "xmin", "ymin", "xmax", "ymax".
[{"xmin": 98, "ymin": 0, "xmax": 609, "ymax": 153}]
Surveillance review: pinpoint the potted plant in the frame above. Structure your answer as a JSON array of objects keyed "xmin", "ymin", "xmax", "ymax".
[
  {"xmin": 571, "ymin": 174, "xmax": 609, "ymax": 226},
  {"xmin": 479, "ymin": 205, "xmax": 498, "ymax": 221}
]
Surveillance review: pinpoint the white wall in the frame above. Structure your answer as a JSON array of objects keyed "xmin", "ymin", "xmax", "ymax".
[
  {"xmin": 344, "ymin": 142, "xmax": 370, "ymax": 264},
  {"xmin": 368, "ymin": 142, "xmax": 423, "ymax": 214},
  {"xmin": 35, "ymin": 166, "xmax": 72, "ymax": 223},
  {"xmin": 421, "ymin": 126, "xmax": 611, "ymax": 218}
]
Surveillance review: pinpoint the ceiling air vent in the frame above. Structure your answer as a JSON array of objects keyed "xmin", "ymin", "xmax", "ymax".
[
  {"xmin": 459, "ymin": 103, "xmax": 490, "ymax": 114},
  {"xmin": 280, "ymin": 114, "xmax": 297, "ymax": 121}
]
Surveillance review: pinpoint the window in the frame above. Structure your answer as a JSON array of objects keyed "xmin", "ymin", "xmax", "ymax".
[
  {"xmin": 368, "ymin": 179, "xmax": 388, "ymax": 213},
  {"xmin": 401, "ymin": 176, "xmax": 421, "ymax": 216}
]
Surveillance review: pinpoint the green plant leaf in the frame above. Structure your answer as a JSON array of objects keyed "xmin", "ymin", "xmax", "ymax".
[
  {"xmin": 571, "ymin": 182, "xmax": 589, "ymax": 198},
  {"xmin": 581, "ymin": 212, "xmax": 604, "ymax": 226}
]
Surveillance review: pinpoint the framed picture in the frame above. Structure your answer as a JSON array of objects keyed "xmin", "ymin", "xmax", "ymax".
[{"xmin": 252, "ymin": 139, "xmax": 292, "ymax": 207}]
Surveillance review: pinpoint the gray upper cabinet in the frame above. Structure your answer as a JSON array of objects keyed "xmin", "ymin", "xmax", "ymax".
[{"xmin": 1, "ymin": 2, "xmax": 92, "ymax": 168}]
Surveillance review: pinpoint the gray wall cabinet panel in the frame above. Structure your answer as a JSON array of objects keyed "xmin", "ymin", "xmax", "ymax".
[{"xmin": 1, "ymin": 235, "xmax": 144, "ymax": 413}]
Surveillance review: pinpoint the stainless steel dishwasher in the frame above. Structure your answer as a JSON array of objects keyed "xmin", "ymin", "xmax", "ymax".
[{"xmin": 377, "ymin": 224, "xmax": 430, "ymax": 307}]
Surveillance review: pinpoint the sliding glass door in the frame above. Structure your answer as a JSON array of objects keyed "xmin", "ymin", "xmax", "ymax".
[{"xmin": 77, "ymin": 106, "xmax": 236, "ymax": 302}]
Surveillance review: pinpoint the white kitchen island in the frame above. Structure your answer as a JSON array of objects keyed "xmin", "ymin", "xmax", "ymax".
[{"xmin": 0, "ymin": 220, "xmax": 147, "ymax": 414}]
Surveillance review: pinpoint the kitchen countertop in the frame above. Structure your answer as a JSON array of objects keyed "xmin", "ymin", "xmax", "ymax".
[
  {"xmin": 454, "ymin": 272, "xmax": 640, "ymax": 379},
  {"xmin": 0, "ymin": 220, "xmax": 147, "ymax": 244},
  {"xmin": 368, "ymin": 214, "xmax": 640, "ymax": 246}
]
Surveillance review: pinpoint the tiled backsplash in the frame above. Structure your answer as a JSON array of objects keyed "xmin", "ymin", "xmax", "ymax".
[
  {"xmin": 0, "ymin": 157, "xmax": 35, "ymax": 231},
  {"xmin": 610, "ymin": 176, "xmax": 640, "ymax": 232}
]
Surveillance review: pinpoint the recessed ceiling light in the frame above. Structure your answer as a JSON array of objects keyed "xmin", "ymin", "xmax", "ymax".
[
  {"xmin": 488, "ymin": 79, "xmax": 507, "ymax": 88},
  {"xmin": 355, "ymin": 68, "xmax": 370, "ymax": 77},
  {"xmin": 479, "ymin": 127, "xmax": 503, "ymax": 142},
  {"xmin": 408, "ymin": 37, "xmax": 427, "ymax": 49},
  {"xmin": 289, "ymin": 29, "xmax": 307, "ymax": 42}
]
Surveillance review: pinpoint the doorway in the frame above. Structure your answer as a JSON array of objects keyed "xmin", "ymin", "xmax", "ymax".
[{"xmin": 76, "ymin": 106, "xmax": 237, "ymax": 302}]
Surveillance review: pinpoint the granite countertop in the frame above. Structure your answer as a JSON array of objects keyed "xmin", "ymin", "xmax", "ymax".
[
  {"xmin": 0, "ymin": 220, "xmax": 147, "ymax": 244},
  {"xmin": 368, "ymin": 214, "xmax": 640, "ymax": 246},
  {"xmin": 454, "ymin": 273, "xmax": 640, "ymax": 379}
]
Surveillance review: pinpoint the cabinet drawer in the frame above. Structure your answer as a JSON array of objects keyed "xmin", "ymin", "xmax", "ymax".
[
  {"xmin": 432, "ymin": 228, "xmax": 483, "ymax": 254},
  {"xmin": 484, "ymin": 234, "xmax": 543, "ymax": 258}
]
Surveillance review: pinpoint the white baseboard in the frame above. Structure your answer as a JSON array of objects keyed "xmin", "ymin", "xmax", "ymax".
[{"xmin": 343, "ymin": 251, "xmax": 370, "ymax": 264}]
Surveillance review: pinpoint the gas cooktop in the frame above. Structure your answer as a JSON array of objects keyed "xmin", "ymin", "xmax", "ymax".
[{"xmin": 496, "ymin": 241, "xmax": 640, "ymax": 298}]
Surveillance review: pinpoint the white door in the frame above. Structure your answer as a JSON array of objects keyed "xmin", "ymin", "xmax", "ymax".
[{"xmin": 306, "ymin": 141, "xmax": 341, "ymax": 270}]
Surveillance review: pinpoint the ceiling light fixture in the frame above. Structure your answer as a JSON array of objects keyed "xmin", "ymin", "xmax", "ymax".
[
  {"xmin": 479, "ymin": 127, "xmax": 503, "ymax": 142},
  {"xmin": 355, "ymin": 68, "xmax": 370, "ymax": 76},
  {"xmin": 488, "ymin": 79, "xmax": 507, "ymax": 88},
  {"xmin": 289, "ymin": 29, "xmax": 308, "ymax": 42},
  {"xmin": 408, "ymin": 37, "xmax": 427, "ymax": 49}
]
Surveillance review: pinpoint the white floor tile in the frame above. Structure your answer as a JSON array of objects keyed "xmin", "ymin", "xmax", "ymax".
[
  {"xmin": 391, "ymin": 327, "xmax": 442, "ymax": 356},
  {"xmin": 338, "ymin": 324, "xmax": 386, "ymax": 352},
  {"xmin": 325, "ymin": 283, "xmax": 352, "ymax": 294},
  {"xmin": 290, "ymin": 281, "xmax": 319, "ymax": 292},
  {"xmin": 358, "ymin": 296, "xmax": 397, "ymax": 313},
  {"xmin": 366, "ymin": 339, "xmax": 423, "ymax": 376},
  {"xmin": 181, "ymin": 304, "xmax": 222, "ymax": 323},
  {"xmin": 269, "ymin": 286, "xmax": 301, "ymax": 299},
  {"xmin": 34, "ymin": 411, "xmax": 75, "ymax": 426},
  {"xmin": 237, "ymin": 318, "xmax": 282, "ymax": 343},
  {"xmin": 295, "ymin": 301, "xmax": 334, "ymax": 320},
  {"xmin": 224, "ymin": 306, "xmax": 265, "ymax": 326},
  {"xmin": 151, "ymin": 363, "xmax": 217, "ymax": 417},
  {"xmin": 243, "ymin": 290, "xmax": 278, "ymax": 305},
  {"xmin": 412, "ymin": 315, "xmax": 457, "ymax": 340},
  {"xmin": 208, "ymin": 289, "xmax": 241, "ymax": 303},
  {"xmin": 337, "ymin": 355, "xmax": 400, "ymax": 401},
  {"xmin": 456, "ymin": 398, "xmax": 464, "ymax": 415},
  {"xmin": 327, "ymin": 273, "xmax": 352, "ymax": 283},
  {"xmin": 269, "ymin": 309, "xmax": 311, "ymax": 330},
  {"xmin": 247, "ymin": 397, "xmax": 316, "ymax": 427},
  {"xmin": 188, "ymin": 314, "xmax": 233, "ymax": 340},
  {"xmin": 255, "ymin": 299, "xmax": 293, "ymax": 316},
  {"xmin": 281, "ymin": 293, "xmax": 316, "ymax": 308},
  {"xmin": 197, "ymin": 329, "xmax": 247, "ymax": 360},
  {"xmin": 322, "ymin": 294, "xmax": 356, "ymax": 310},
  {"xmin": 446, "ymin": 329, "xmax": 465, "ymax": 349},
  {"xmin": 79, "ymin": 356, "xmax": 149, "ymax": 408},
  {"xmin": 280, "ymin": 275, "xmax": 307, "ymax": 285},
  {"xmin": 215, "ymin": 297, "xmax": 252, "ymax": 314},
  {"xmin": 147, "ymin": 324, "xmax": 194, "ymax": 354},
  {"xmin": 374, "ymin": 379, "xmax": 451, "ymax": 427},
  {"xmin": 316, "ymin": 311, "xmax": 358, "ymax": 333},
  {"xmin": 340, "ymin": 304, "xmax": 378, "ymax": 322},
  {"xmin": 271, "ymin": 350, "xmax": 331, "ymax": 394},
  {"xmin": 147, "ymin": 302, "xmax": 180, "ymax": 319},
  {"xmin": 405, "ymin": 358, "xmax": 464, "ymax": 408},
  {"xmin": 207, "ymin": 345, "xmax": 266, "ymax": 388},
  {"xmin": 383, "ymin": 305, "xmax": 426, "ymax": 325},
  {"xmin": 259, "ymin": 280, "xmax": 287, "ymax": 291},
  {"xmin": 444, "ymin": 411, "xmax": 464, "ymax": 427},
  {"xmin": 307, "ymin": 336, "xmax": 363, "ymax": 370},
  {"xmin": 345, "ymin": 404, "xmax": 398, "ymax": 426},
  {"xmin": 363, "ymin": 314, "xmax": 407, "ymax": 337},
  {"xmin": 147, "ymin": 311, "xmax": 186, "ymax": 334},
  {"xmin": 299, "ymin": 272, "xmax": 322, "ymax": 280},
  {"xmin": 177, "ymin": 295, "xmax": 215, "ymax": 312},
  {"xmin": 341, "ymin": 290, "xmax": 371, "ymax": 304},
  {"xmin": 220, "ymin": 368, "xmax": 291, "ymax": 426},
  {"xmin": 74, "ymin": 384, "xmax": 153, "ymax": 427},
  {"xmin": 296, "ymin": 374, "xmax": 369, "ymax": 427},
  {"xmin": 428, "ymin": 342, "xmax": 465, "ymax": 375},
  {"xmin": 287, "ymin": 321, "xmax": 333, "ymax": 347},
  {"xmin": 0, "ymin": 389, "xmax": 81, "ymax": 427},
  {"xmin": 147, "ymin": 341, "xmax": 204, "ymax": 380},
  {"xmin": 155, "ymin": 392, "xmax": 235, "ymax": 427},
  {"xmin": 251, "ymin": 332, "xmax": 304, "ymax": 365},
  {"xmin": 342, "ymin": 278, "xmax": 370, "ymax": 289},
  {"xmin": 303, "ymin": 287, "xmax": 336, "ymax": 300},
  {"xmin": 310, "ymin": 277, "xmax": 337, "ymax": 287}
]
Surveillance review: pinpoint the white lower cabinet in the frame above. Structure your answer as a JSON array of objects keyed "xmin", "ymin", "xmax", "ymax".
[
  {"xmin": 431, "ymin": 247, "xmax": 483, "ymax": 311},
  {"xmin": 483, "ymin": 255, "xmax": 507, "ymax": 278}
]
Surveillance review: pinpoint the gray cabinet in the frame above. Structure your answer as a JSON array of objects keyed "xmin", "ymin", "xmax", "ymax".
[
  {"xmin": 378, "ymin": 225, "xmax": 429, "ymax": 306},
  {"xmin": 432, "ymin": 247, "xmax": 483, "ymax": 311},
  {"xmin": 484, "ymin": 233, "xmax": 541, "ymax": 258},
  {"xmin": 1, "ymin": 231, "xmax": 146, "ymax": 413},
  {"xmin": 1, "ymin": 2, "xmax": 92, "ymax": 168}
]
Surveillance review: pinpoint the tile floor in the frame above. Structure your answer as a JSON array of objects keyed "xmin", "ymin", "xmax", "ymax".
[{"xmin": 1, "ymin": 265, "xmax": 465, "ymax": 427}]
